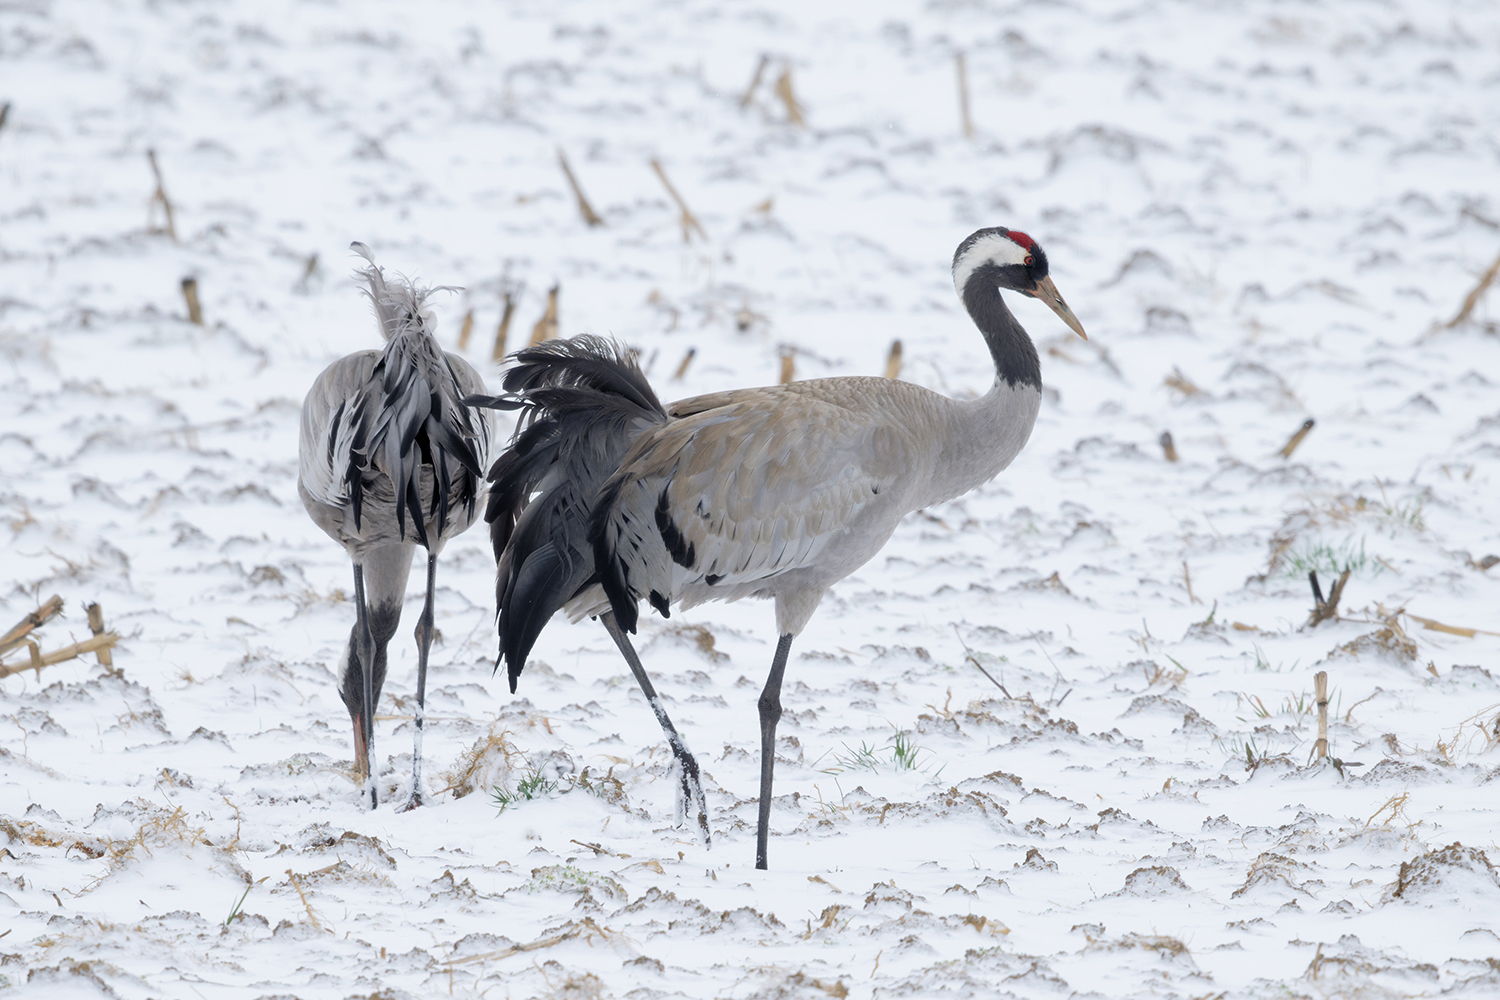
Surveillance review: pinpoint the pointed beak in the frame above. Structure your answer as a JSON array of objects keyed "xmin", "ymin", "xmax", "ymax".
[{"xmin": 1029, "ymin": 274, "xmax": 1088, "ymax": 340}]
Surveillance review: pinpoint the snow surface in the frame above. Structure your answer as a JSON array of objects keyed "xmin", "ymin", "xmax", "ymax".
[{"xmin": 4, "ymin": 0, "xmax": 1500, "ymax": 996}]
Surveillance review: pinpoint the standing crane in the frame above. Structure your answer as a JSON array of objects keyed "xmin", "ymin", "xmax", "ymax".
[
  {"xmin": 470, "ymin": 227, "xmax": 1087, "ymax": 866},
  {"xmin": 299, "ymin": 243, "xmax": 490, "ymax": 811}
]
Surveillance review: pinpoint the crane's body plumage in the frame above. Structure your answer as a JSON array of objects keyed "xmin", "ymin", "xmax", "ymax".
[
  {"xmin": 476, "ymin": 226, "xmax": 1086, "ymax": 866},
  {"xmin": 298, "ymin": 347, "xmax": 488, "ymax": 555},
  {"xmin": 298, "ymin": 243, "xmax": 490, "ymax": 809},
  {"xmin": 579, "ymin": 373, "xmax": 1041, "ymax": 636}
]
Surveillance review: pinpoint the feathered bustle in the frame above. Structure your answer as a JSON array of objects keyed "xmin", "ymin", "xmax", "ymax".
[
  {"xmin": 470, "ymin": 335, "xmax": 667, "ymax": 689},
  {"xmin": 340, "ymin": 242, "xmax": 484, "ymax": 547}
]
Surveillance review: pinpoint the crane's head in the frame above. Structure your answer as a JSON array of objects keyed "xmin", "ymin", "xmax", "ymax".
[{"xmin": 952, "ymin": 227, "xmax": 1087, "ymax": 339}]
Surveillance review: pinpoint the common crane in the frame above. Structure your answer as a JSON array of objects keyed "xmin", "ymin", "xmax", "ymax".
[
  {"xmin": 471, "ymin": 227, "xmax": 1086, "ymax": 866},
  {"xmin": 298, "ymin": 243, "xmax": 490, "ymax": 810}
]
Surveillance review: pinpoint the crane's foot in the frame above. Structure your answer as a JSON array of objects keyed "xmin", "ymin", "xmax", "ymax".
[
  {"xmin": 400, "ymin": 790, "xmax": 423, "ymax": 813},
  {"xmin": 669, "ymin": 745, "xmax": 711, "ymax": 848}
]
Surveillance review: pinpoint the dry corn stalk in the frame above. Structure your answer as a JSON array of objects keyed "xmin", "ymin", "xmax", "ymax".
[
  {"xmin": 883, "ymin": 340, "xmax": 903, "ymax": 380},
  {"xmin": 1163, "ymin": 367, "xmax": 1204, "ymax": 396},
  {"xmin": 740, "ymin": 54, "xmax": 769, "ymax": 109},
  {"xmin": 442, "ymin": 916, "xmax": 612, "ymax": 968},
  {"xmin": 1445, "ymin": 249, "xmax": 1500, "ymax": 328},
  {"xmin": 1311, "ymin": 671, "xmax": 1329, "ymax": 762},
  {"xmin": 778, "ymin": 347, "xmax": 795, "ymax": 384},
  {"xmin": 774, "ymin": 67, "xmax": 805, "ymax": 125},
  {"xmin": 955, "ymin": 52, "xmax": 974, "ymax": 139},
  {"xmin": 0, "ymin": 594, "xmax": 63, "ymax": 657},
  {"xmin": 297, "ymin": 252, "xmax": 320, "ymax": 292},
  {"xmin": 493, "ymin": 290, "xmax": 517, "ymax": 362},
  {"xmin": 1279, "ymin": 418, "xmax": 1315, "ymax": 459},
  {"xmin": 0, "ymin": 632, "xmax": 121, "ymax": 680},
  {"xmin": 673, "ymin": 348, "xmax": 696, "ymax": 381},
  {"xmin": 181, "ymin": 277, "xmax": 204, "ymax": 325},
  {"xmin": 556, "ymin": 147, "xmax": 604, "ymax": 227},
  {"xmin": 86, "ymin": 603, "xmax": 113, "ymax": 667},
  {"xmin": 1307, "ymin": 569, "xmax": 1349, "ymax": 626},
  {"xmin": 1404, "ymin": 613, "xmax": 1500, "ymax": 638},
  {"xmin": 529, "ymin": 285, "xmax": 559, "ymax": 346},
  {"xmin": 456, "ymin": 309, "xmax": 474, "ymax": 351},
  {"xmin": 1159, "ymin": 431, "xmax": 1178, "ymax": 462},
  {"xmin": 650, "ymin": 158, "xmax": 708, "ymax": 243},
  {"xmin": 146, "ymin": 149, "xmax": 178, "ymax": 242}
]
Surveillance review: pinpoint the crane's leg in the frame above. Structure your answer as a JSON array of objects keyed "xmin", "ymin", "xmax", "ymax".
[
  {"xmin": 346, "ymin": 544, "xmax": 412, "ymax": 811},
  {"xmin": 755, "ymin": 633, "xmax": 795, "ymax": 870},
  {"xmin": 402, "ymin": 550, "xmax": 438, "ymax": 812},
  {"xmin": 351, "ymin": 563, "xmax": 378, "ymax": 810},
  {"xmin": 600, "ymin": 611, "xmax": 711, "ymax": 847}
]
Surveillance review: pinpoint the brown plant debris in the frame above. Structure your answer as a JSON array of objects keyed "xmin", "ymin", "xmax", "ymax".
[
  {"xmin": 442, "ymin": 917, "xmax": 616, "ymax": 967},
  {"xmin": 296, "ymin": 252, "xmax": 320, "ymax": 292},
  {"xmin": 648, "ymin": 622, "xmax": 728, "ymax": 662},
  {"xmin": 1, "ymin": 629, "xmax": 122, "ymax": 680},
  {"xmin": 146, "ymin": 148, "xmax": 178, "ymax": 241},
  {"xmin": 1444, "ymin": 250, "xmax": 1500, "ymax": 328},
  {"xmin": 740, "ymin": 54, "xmax": 769, "ymax": 109},
  {"xmin": 0, "ymin": 593, "xmax": 63, "ymax": 658},
  {"xmin": 1310, "ymin": 670, "xmax": 1329, "ymax": 762},
  {"xmin": 1159, "ymin": 430, "xmax": 1178, "ymax": 462},
  {"xmin": 493, "ymin": 287, "xmax": 518, "ymax": 362},
  {"xmin": 1337, "ymin": 609, "xmax": 1417, "ymax": 663},
  {"xmin": 285, "ymin": 869, "xmax": 325, "ymax": 931},
  {"xmin": 1306, "ymin": 569, "xmax": 1349, "ymax": 626},
  {"xmin": 1279, "ymin": 417, "xmax": 1315, "ymax": 459},
  {"xmin": 955, "ymin": 51, "xmax": 974, "ymax": 139},
  {"xmin": 440, "ymin": 725, "xmax": 522, "ymax": 799},
  {"xmin": 556, "ymin": 147, "xmax": 604, "ymax": 227},
  {"xmin": 456, "ymin": 308, "xmax": 474, "ymax": 351},
  {"xmin": 181, "ymin": 277, "xmax": 204, "ymax": 325},
  {"xmin": 774, "ymin": 67, "xmax": 805, "ymax": 125},
  {"xmin": 1405, "ymin": 613, "xmax": 1500, "ymax": 638},
  {"xmin": 85, "ymin": 603, "xmax": 112, "ymax": 667},
  {"xmin": 650, "ymin": 158, "xmax": 708, "ymax": 243},
  {"xmin": 529, "ymin": 285, "xmax": 559, "ymax": 346},
  {"xmin": 1232, "ymin": 852, "xmax": 1311, "ymax": 898},
  {"xmin": 883, "ymin": 339, "xmax": 902, "ymax": 380},
  {"xmin": 1163, "ymin": 367, "xmax": 1204, "ymax": 396},
  {"xmin": 1390, "ymin": 842, "xmax": 1500, "ymax": 900}
]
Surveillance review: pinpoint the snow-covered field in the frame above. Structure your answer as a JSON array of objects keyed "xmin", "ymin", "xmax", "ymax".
[{"xmin": 4, "ymin": 0, "xmax": 1500, "ymax": 996}]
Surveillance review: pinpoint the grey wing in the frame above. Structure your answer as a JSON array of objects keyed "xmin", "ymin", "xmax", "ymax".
[
  {"xmin": 442, "ymin": 350, "xmax": 494, "ymax": 495},
  {"xmin": 592, "ymin": 387, "xmax": 912, "ymax": 630},
  {"xmin": 298, "ymin": 351, "xmax": 381, "ymax": 537},
  {"xmin": 297, "ymin": 349, "xmax": 492, "ymax": 545}
]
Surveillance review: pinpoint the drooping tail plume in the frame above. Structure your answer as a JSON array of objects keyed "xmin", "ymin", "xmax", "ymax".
[
  {"xmin": 469, "ymin": 335, "xmax": 667, "ymax": 689},
  {"xmin": 341, "ymin": 242, "xmax": 483, "ymax": 547}
]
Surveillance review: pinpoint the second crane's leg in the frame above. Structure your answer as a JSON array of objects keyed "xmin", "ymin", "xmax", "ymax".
[
  {"xmin": 600, "ymin": 611, "xmax": 711, "ymax": 847},
  {"xmin": 352, "ymin": 563, "xmax": 378, "ymax": 810},
  {"xmin": 402, "ymin": 550, "xmax": 438, "ymax": 812},
  {"xmin": 755, "ymin": 634, "xmax": 795, "ymax": 871}
]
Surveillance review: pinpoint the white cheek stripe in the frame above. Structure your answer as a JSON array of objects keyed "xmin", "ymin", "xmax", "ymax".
[{"xmin": 952, "ymin": 233, "xmax": 1030, "ymax": 298}]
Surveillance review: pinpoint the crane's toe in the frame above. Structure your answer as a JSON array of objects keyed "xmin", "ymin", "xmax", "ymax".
[{"xmin": 670, "ymin": 750, "xmax": 712, "ymax": 848}]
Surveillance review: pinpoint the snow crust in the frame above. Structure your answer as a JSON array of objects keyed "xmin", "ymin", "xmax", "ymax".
[{"xmin": 3, "ymin": 0, "xmax": 1500, "ymax": 996}]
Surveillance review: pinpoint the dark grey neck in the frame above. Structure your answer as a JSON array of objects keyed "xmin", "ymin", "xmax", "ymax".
[{"xmin": 962, "ymin": 264, "xmax": 1042, "ymax": 390}]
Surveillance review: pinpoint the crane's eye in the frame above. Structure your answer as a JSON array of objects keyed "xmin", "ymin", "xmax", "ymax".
[{"xmin": 1024, "ymin": 254, "xmax": 1034, "ymax": 267}]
